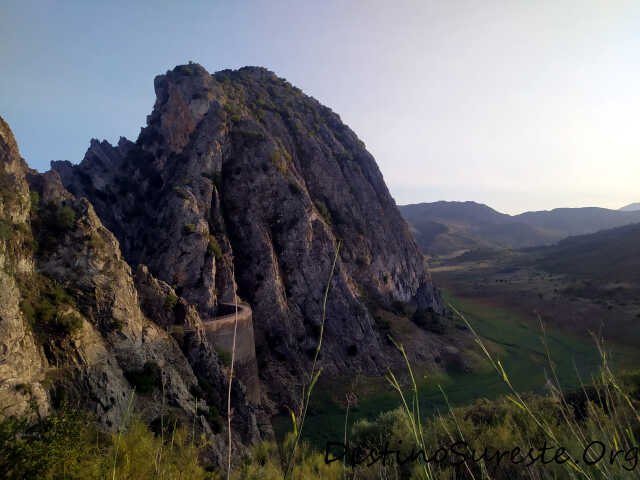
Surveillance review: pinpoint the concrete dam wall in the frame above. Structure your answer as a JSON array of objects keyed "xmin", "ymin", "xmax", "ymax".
[{"xmin": 202, "ymin": 303, "xmax": 260, "ymax": 403}]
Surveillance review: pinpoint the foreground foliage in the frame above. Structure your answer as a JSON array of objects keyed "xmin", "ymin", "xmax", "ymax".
[
  {"xmin": 0, "ymin": 411, "xmax": 212, "ymax": 479},
  {"xmin": 1, "ymin": 366, "xmax": 638, "ymax": 479}
]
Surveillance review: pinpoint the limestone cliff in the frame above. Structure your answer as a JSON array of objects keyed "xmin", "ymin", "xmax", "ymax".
[
  {"xmin": 0, "ymin": 117, "xmax": 49, "ymax": 418},
  {"xmin": 53, "ymin": 63, "xmax": 444, "ymax": 409},
  {"xmin": 0, "ymin": 117, "xmax": 257, "ymax": 467}
]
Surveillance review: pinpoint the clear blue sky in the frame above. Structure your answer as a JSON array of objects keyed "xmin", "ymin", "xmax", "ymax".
[{"xmin": 2, "ymin": 0, "xmax": 639, "ymax": 214}]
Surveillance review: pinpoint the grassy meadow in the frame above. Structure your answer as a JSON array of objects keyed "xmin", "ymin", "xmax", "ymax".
[{"xmin": 274, "ymin": 287, "xmax": 636, "ymax": 448}]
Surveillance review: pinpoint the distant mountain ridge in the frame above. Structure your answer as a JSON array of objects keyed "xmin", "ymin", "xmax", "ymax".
[
  {"xmin": 400, "ymin": 201, "xmax": 640, "ymax": 256},
  {"xmin": 620, "ymin": 202, "xmax": 640, "ymax": 212}
]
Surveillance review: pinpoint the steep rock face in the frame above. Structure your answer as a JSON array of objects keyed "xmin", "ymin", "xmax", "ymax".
[
  {"xmin": 0, "ymin": 117, "xmax": 49, "ymax": 418},
  {"xmin": 29, "ymin": 171, "xmax": 197, "ymax": 422},
  {"xmin": 0, "ymin": 115, "xmax": 257, "ymax": 466},
  {"xmin": 27, "ymin": 169, "xmax": 258, "ymax": 459},
  {"xmin": 53, "ymin": 63, "xmax": 443, "ymax": 407},
  {"xmin": 134, "ymin": 264, "xmax": 261, "ymax": 441}
]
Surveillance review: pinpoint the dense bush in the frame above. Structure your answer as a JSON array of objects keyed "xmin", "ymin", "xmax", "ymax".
[
  {"xmin": 123, "ymin": 361, "xmax": 162, "ymax": 394},
  {"xmin": 207, "ymin": 235, "xmax": 223, "ymax": 259},
  {"xmin": 0, "ymin": 219, "xmax": 12, "ymax": 240},
  {"xmin": 31, "ymin": 201, "xmax": 77, "ymax": 253},
  {"xmin": 232, "ymin": 434, "xmax": 343, "ymax": 480},
  {"xmin": 2, "ymin": 352, "xmax": 638, "ymax": 479},
  {"xmin": 269, "ymin": 149, "xmax": 287, "ymax": 174},
  {"xmin": 19, "ymin": 273, "xmax": 83, "ymax": 340},
  {"xmin": 0, "ymin": 411, "xmax": 212, "ymax": 480},
  {"xmin": 47, "ymin": 203, "xmax": 76, "ymax": 232},
  {"xmin": 197, "ymin": 405, "xmax": 223, "ymax": 434},
  {"xmin": 183, "ymin": 223, "xmax": 197, "ymax": 235},
  {"xmin": 215, "ymin": 348, "xmax": 232, "ymax": 367},
  {"xmin": 412, "ymin": 307, "xmax": 448, "ymax": 334},
  {"xmin": 314, "ymin": 200, "xmax": 332, "ymax": 226},
  {"xmin": 164, "ymin": 292, "xmax": 179, "ymax": 311},
  {"xmin": 288, "ymin": 180, "xmax": 303, "ymax": 196},
  {"xmin": 53, "ymin": 311, "xmax": 84, "ymax": 336},
  {"xmin": 0, "ymin": 411, "xmax": 105, "ymax": 479}
]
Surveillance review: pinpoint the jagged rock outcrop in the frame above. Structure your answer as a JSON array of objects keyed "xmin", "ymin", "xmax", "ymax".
[
  {"xmin": 134, "ymin": 264, "xmax": 262, "ymax": 440},
  {"xmin": 0, "ymin": 117, "xmax": 49, "ymax": 418},
  {"xmin": 0, "ymin": 116, "xmax": 258, "ymax": 467},
  {"xmin": 53, "ymin": 63, "xmax": 444, "ymax": 409}
]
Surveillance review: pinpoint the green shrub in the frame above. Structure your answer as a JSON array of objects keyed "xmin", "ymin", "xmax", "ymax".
[
  {"xmin": 0, "ymin": 219, "xmax": 11, "ymax": 241},
  {"xmin": 55, "ymin": 205, "xmax": 76, "ymax": 230},
  {"xmin": 234, "ymin": 434, "xmax": 342, "ymax": 479},
  {"xmin": 224, "ymin": 102, "xmax": 240, "ymax": 116},
  {"xmin": 191, "ymin": 377, "xmax": 222, "ymax": 409},
  {"xmin": 112, "ymin": 416, "xmax": 211, "ymax": 479},
  {"xmin": 29, "ymin": 190, "xmax": 40, "ymax": 215},
  {"xmin": 197, "ymin": 405, "xmax": 223, "ymax": 434},
  {"xmin": 32, "ymin": 202, "xmax": 78, "ymax": 253},
  {"xmin": 19, "ymin": 274, "xmax": 81, "ymax": 340},
  {"xmin": 0, "ymin": 410, "xmax": 211, "ymax": 480},
  {"xmin": 270, "ymin": 148, "xmax": 289, "ymax": 174},
  {"xmin": 355, "ymin": 255, "xmax": 369, "ymax": 267},
  {"xmin": 124, "ymin": 361, "xmax": 162, "ymax": 394},
  {"xmin": 183, "ymin": 223, "xmax": 197, "ymax": 235},
  {"xmin": 87, "ymin": 232, "xmax": 106, "ymax": 251},
  {"xmin": 215, "ymin": 348, "xmax": 232, "ymax": 367},
  {"xmin": 288, "ymin": 181, "xmax": 303, "ymax": 196},
  {"xmin": 0, "ymin": 410, "xmax": 106, "ymax": 479},
  {"xmin": 149, "ymin": 412, "xmax": 182, "ymax": 437},
  {"xmin": 207, "ymin": 235, "xmax": 223, "ymax": 259},
  {"xmin": 164, "ymin": 293, "xmax": 178, "ymax": 311},
  {"xmin": 412, "ymin": 307, "xmax": 448, "ymax": 334},
  {"xmin": 54, "ymin": 311, "xmax": 83, "ymax": 336},
  {"xmin": 314, "ymin": 200, "xmax": 332, "ymax": 225},
  {"xmin": 391, "ymin": 300, "xmax": 412, "ymax": 316},
  {"xmin": 373, "ymin": 311, "xmax": 391, "ymax": 333}
]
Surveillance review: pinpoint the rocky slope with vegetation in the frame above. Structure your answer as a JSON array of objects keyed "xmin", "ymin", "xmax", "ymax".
[
  {"xmin": 1, "ymin": 63, "xmax": 449, "ymax": 466},
  {"xmin": 53, "ymin": 63, "xmax": 445, "ymax": 408},
  {"xmin": 0, "ymin": 115, "xmax": 256, "ymax": 467}
]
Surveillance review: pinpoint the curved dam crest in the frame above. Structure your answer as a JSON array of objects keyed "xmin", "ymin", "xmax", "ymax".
[{"xmin": 203, "ymin": 303, "xmax": 260, "ymax": 403}]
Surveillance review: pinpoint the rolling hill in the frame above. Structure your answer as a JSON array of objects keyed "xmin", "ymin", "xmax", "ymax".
[
  {"xmin": 532, "ymin": 223, "xmax": 640, "ymax": 283},
  {"xmin": 514, "ymin": 207, "xmax": 640, "ymax": 237},
  {"xmin": 620, "ymin": 202, "xmax": 640, "ymax": 212},
  {"xmin": 400, "ymin": 201, "xmax": 640, "ymax": 256}
]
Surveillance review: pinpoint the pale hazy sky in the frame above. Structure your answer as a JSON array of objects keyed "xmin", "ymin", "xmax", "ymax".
[{"xmin": 2, "ymin": 0, "xmax": 639, "ymax": 214}]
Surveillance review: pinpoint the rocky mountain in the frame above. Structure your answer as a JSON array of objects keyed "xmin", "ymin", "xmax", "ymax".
[
  {"xmin": 0, "ymin": 117, "xmax": 49, "ymax": 420},
  {"xmin": 52, "ymin": 63, "xmax": 445, "ymax": 407},
  {"xmin": 1, "ymin": 62, "xmax": 447, "ymax": 460},
  {"xmin": 401, "ymin": 201, "xmax": 640, "ymax": 257},
  {"xmin": 0, "ymin": 116, "xmax": 258, "ymax": 466},
  {"xmin": 400, "ymin": 201, "xmax": 557, "ymax": 256},
  {"xmin": 515, "ymin": 207, "xmax": 640, "ymax": 237}
]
